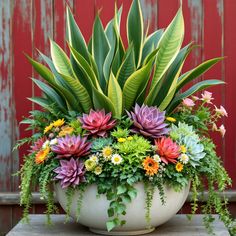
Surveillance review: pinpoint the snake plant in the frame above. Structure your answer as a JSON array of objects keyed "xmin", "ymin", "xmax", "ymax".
[{"xmin": 27, "ymin": 0, "xmax": 224, "ymax": 118}]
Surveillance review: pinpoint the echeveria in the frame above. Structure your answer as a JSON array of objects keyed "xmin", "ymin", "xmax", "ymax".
[
  {"xmin": 127, "ymin": 104, "xmax": 169, "ymax": 139},
  {"xmin": 51, "ymin": 135, "xmax": 91, "ymax": 158},
  {"xmin": 54, "ymin": 158, "xmax": 86, "ymax": 188},
  {"xmin": 80, "ymin": 109, "xmax": 116, "ymax": 137}
]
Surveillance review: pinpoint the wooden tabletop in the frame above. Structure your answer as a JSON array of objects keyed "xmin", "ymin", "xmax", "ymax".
[{"xmin": 7, "ymin": 214, "xmax": 229, "ymax": 236}]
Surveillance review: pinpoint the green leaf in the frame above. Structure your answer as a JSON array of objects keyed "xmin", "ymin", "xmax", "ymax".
[
  {"xmin": 176, "ymin": 57, "xmax": 224, "ymax": 92},
  {"xmin": 50, "ymin": 40, "xmax": 74, "ymax": 77},
  {"xmin": 92, "ymin": 14, "xmax": 110, "ymax": 90},
  {"xmin": 69, "ymin": 45, "xmax": 101, "ymax": 93},
  {"xmin": 150, "ymin": 43, "xmax": 193, "ymax": 108},
  {"xmin": 107, "ymin": 208, "xmax": 114, "ymax": 217},
  {"xmin": 117, "ymin": 185, "xmax": 127, "ymax": 195},
  {"xmin": 92, "ymin": 88, "xmax": 115, "ymax": 115},
  {"xmin": 146, "ymin": 7, "xmax": 184, "ymax": 105},
  {"xmin": 128, "ymin": 188, "xmax": 137, "ymax": 200},
  {"xmin": 127, "ymin": 0, "xmax": 144, "ymax": 67},
  {"xmin": 141, "ymin": 29, "xmax": 163, "ymax": 64},
  {"xmin": 66, "ymin": 7, "xmax": 89, "ymax": 62},
  {"xmin": 123, "ymin": 52, "xmax": 156, "ymax": 111},
  {"xmin": 32, "ymin": 78, "xmax": 66, "ymax": 111},
  {"xmin": 116, "ymin": 45, "xmax": 136, "ymax": 88},
  {"xmin": 108, "ymin": 73, "xmax": 123, "ymax": 118},
  {"xmin": 106, "ymin": 220, "xmax": 118, "ymax": 232},
  {"xmin": 167, "ymin": 80, "xmax": 225, "ymax": 113},
  {"xmin": 59, "ymin": 73, "xmax": 92, "ymax": 113},
  {"xmin": 28, "ymin": 97, "xmax": 51, "ymax": 110}
]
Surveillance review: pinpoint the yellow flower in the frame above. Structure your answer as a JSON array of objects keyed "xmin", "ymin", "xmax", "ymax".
[
  {"xmin": 102, "ymin": 146, "xmax": 113, "ymax": 159},
  {"xmin": 180, "ymin": 145, "xmax": 187, "ymax": 153},
  {"xmin": 127, "ymin": 136, "xmax": 133, "ymax": 141},
  {"xmin": 118, "ymin": 138, "xmax": 126, "ymax": 143},
  {"xmin": 176, "ymin": 162, "xmax": 184, "ymax": 172},
  {"xmin": 89, "ymin": 155, "xmax": 99, "ymax": 163},
  {"xmin": 35, "ymin": 146, "xmax": 50, "ymax": 164},
  {"xmin": 53, "ymin": 118, "xmax": 65, "ymax": 127},
  {"xmin": 94, "ymin": 166, "xmax": 103, "ymax": 175},
  {"xmin": 58, "ymin": 126, "xmax": 74, "ymax": 137},
  {"xmin": 85, "ymin": 159, "xmax": 96, "ymax": 171},
  {"xmin": 166, "ymin": 117, "xmax": 176, "ymax": 122},
  {"xmin": 44, "ymin": 124, "xmax": 53, "ymax": 134}
]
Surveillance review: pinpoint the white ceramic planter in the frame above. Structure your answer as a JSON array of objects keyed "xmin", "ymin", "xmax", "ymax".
[{"xmin": 55, "ymin": 182, "xmax": 190, "ymax": 235}]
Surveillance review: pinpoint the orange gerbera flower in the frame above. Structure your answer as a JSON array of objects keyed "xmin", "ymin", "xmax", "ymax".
[
  {"xmin": 35, "ymin": 146, "xmax": 50, "ymax": 164},
  {"xmin": 143, "ymin": 157, "xmax": 159, "ymax": 176}
]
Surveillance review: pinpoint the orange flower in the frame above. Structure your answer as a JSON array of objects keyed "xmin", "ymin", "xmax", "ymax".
[
  {"xmin": 35, "ymin": 146, "xmax": 50, "ymax": 164},
  {"xmin": 143, "ymin": 157, "xmax": 159, "ymax": 176},
  {"xmin": 176, "ymin": 162, "xmax": 184, "ymax": 172}
]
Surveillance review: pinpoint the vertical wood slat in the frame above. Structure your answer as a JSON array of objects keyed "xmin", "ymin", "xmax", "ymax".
[{"xmin": 224, "ymin": 0, "xmax": 236, "ymax": 189}]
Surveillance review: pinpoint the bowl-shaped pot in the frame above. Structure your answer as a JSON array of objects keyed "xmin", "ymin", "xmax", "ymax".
[{"xmin": 55, "ymin": 182, "xmax": 190, "ymax": 235}]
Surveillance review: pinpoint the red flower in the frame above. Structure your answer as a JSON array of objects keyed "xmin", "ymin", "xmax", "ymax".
[{"xmin": 155, "ymin": 137, "xmax": 180, "ymax": 164}]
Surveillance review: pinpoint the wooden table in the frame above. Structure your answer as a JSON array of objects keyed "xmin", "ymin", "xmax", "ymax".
[{"xmin": 7, "ymin": 214, "xmax": 229, "ymax": 236}]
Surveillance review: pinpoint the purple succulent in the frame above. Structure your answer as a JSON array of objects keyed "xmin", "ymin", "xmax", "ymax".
[
  {"xmin": 54, "ymin": 158, "xmax": 86, "ymax": 188},
  {"xmin": 51, "ymin": 135, "xmax": 91, "ymax": 158},
  {"xmin": 127, "ymin": 104, "xmax": 169, "ymax": 139},
  {"xmin": 79, "ymin": 109, "xmax": 116, "ymax": 137}
]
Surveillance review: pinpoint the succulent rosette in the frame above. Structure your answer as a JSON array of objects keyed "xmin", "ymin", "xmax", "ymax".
[
  {"xmin": 127, "ymin": 104, "xmax": 169, "ymax": 139},
  {"xmin": 80, "ymin": 109, "xmax": 116, "ymax": 137},
  {"xmin": 54, "ymin": 158, "xmax": 86, "ymax": 188},
  {"xmin": 155, "ymin": 137, "xmax": 180, "ymax": 164},
  {"xmin": 51, "ymin": 135, "xmax": 91, "ymax": 158}
]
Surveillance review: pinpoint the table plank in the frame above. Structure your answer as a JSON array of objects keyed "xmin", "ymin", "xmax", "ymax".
[{"xmin": 7, "ymin": 214, "xmax": 229, "ymax": 236}]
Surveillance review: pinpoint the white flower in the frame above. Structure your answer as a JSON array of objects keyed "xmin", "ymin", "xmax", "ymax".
[
  {"xmin": 89, "ymin": 155, "xmax": 99, "ymax": 163},
  {"xmin": 49, "ymin": 138, "xmax": 58, "ymax": 146},
  {"xmin": 111, "ymin": 154, "xmax": 123, "ymax": 165},
  {"xmin": 179, "ymin": 154, "xmax": 189, "ymax": 164},
  {"xmin": 94, "ymin": 166, "xmax": 102, "ymax": 175},
  {"xmin": 42, "ymin": 140, "xmax": 50, "ymax": 149},
  {"xmin": 215, "ymin": 105, "xmax": 228, "ymax": 117},
  {"xmin": 153, "ymin": 154, "xmax": 161, "ymax": 163},
  {"xmin": 219, "ymin": 124, "xmax": 226, "ymax": 137}
]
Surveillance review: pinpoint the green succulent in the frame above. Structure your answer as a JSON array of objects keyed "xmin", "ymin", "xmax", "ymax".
[
  {"xmin": 91, "ymin": 137, "xmax": 113, "ymax": 152},
  {"xmin": 27, "ymin": 0, "xmax": 224, "ymax": 118}
]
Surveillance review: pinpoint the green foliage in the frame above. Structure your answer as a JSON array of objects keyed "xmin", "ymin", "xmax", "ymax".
[
  {"xmin": 111, "ymin": 127, "xmax": 130, "ymax": 139},
  {"xmin": 91, "ymin": 137, "xmax": 113, "ymax": 152},
  {"xmin": 144, "ymin": 182, "xmax": 155, "ymax": 227}
]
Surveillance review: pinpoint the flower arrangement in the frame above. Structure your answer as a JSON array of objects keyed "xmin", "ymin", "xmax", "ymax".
[{"xmin": 16, "ymin": 0, "xmax": 236, "ymax": 234}]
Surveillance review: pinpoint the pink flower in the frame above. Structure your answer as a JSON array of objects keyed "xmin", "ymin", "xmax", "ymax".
[
  {"xmin": 182, "ymin": 98, "xmax": 195, "ymax": 107},
  {"xmin": 215, "ymin": 105, "xmax": 228, "ymax": 117},
  {"xmin": 201, "ymin": 91, "xmax": 214, "ymax": 104},
  {"xmin": 219, "ymin": 124, "xmax": 226, "ymax": 137}
]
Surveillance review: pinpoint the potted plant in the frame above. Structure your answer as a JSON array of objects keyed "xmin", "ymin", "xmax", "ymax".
[{"xmin": 16, "ymin": 0, "xmax": 236, "ymax": 235}]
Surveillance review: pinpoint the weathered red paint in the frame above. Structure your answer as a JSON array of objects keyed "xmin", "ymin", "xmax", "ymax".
[{"xmin": 1, "ymin": 0, "xmax": 236, "ymax": 234}]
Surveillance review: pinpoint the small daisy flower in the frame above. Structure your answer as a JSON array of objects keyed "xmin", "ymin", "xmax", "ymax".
[
  {"xmin": 180, "ymin": 145, "xmax": 187, "ymax": 153},
  {"xmin": 94, "ymin": 166, "xmax": 103, "ymax": 175},
  {"xmin": 153, "ymin": 154, "xmax": 161, "ymax": 163},
  {"xmin": 111, "ymin": 154, "xmax": 123, "ymax": 165},
  {"xmin": 102, "ymin": 146, "xmax": 113, "ymax": 160},
  {"xmin": 53, "ymin": 119, "xmax": 65, "ymax": 127},
  {"xmin": 42, "ymin": 140, "xmax": 50, "ymax": 149},
  {"xmin": 89, "ymin": 155, "xmax": 99, "ymax": 163},
  {"xmin": 85, "ymin": 159, "xmax": 97, "ymax": 171},
  {"xmin": 44, "ymin": 124, "xmax": 53, "ymax": 134},
  {"xmin": 179, "ymin": 154, "xmax": 189, "ymax": 164},
  {"xmin": 50, "ymin": 138, "xmax": 58, "ymax": 146},
  {"xmin": 118, "ymin": 137, "xmax": 126, "ymax": 143}
]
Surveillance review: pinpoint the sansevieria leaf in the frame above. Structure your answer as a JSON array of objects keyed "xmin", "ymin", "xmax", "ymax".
[
  {"xmin": 50, "ymin": 40, "xmax": 74, "ymax": 78},
  {"xmin": 146, "ymin": 7, "xmax": 184, "ymax": 105},
  {"xmin": 167, "ymin": 79, "xmax": 225, "ymax": 113},
  {"xmin": 127, "ymin": 0, "xmax": 143, "ymax": 67},
  {"xmin": 108, "ymin": 73, "xmax": 123, "ymax": 118}
]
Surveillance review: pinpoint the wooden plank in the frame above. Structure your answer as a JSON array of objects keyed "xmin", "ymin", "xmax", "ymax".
[
  {"xmin": 202, "ymin": 0, "xmax": 225, "ymax": 163},
  {"xmin": 224, "ymin": 0, "xmax": 236, "ymax": 189},
  {"xmin": 6, "ymin": 214, "xmax": 229, "ymax": 236},
  {"xmin": 0, "ymin": 0, "xmax": 15, "ymax": 234}
]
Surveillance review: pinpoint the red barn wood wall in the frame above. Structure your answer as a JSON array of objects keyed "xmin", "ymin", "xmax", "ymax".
[{"xmin": 0, "ymin": 0, "xmax": 236, "ymax": 234}]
